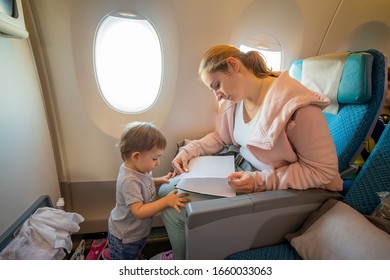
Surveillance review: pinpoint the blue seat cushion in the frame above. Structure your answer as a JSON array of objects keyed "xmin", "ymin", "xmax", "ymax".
[
  {"xmin": 226, "ymin": 242, "xmax": 301, "ymax": 260},
  {"xmin": 290, "ymin": 52, "xmax": 373, "ymax": 104}
]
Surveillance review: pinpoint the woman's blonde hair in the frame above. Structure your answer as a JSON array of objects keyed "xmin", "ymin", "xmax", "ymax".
[
  {"xmin": 117, "ymin": 121, "xmax": 166, "ymax": 161},
  {"xmin": 198, "ymin": 45, "xmax": 271, "ymax": 78}
]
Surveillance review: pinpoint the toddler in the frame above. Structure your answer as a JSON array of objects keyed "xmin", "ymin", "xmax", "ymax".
[{"xmin": 107, "ymin": 122, "xmax": 189, "ymax": 259}]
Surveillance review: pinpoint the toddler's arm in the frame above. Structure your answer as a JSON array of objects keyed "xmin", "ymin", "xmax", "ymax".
[{"xmin": 129, "ymin": 190, "xmax": 189, "ymax": 219}]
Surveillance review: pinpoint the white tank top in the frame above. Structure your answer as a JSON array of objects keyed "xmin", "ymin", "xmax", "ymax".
[{"xmin": 233, "ymin": 101, "xmax": 271, "ymax": 171}]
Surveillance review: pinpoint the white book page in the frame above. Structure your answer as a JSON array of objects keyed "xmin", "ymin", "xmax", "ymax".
[
  {"xmin": 175, "ymin": 155, "xmax": 236, "ymax": 197},
  {"xmin": 176, "ymin": 177, "xmax": 236, "ymax": 197},
  {"xmin": 178, "ymin": 155, "xmax": 235, "ymax": 179}
]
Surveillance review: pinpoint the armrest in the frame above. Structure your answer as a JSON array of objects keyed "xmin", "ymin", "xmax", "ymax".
[{"xmin": 185, "ymin": 189, "xmax": 341, "ymax": 259}]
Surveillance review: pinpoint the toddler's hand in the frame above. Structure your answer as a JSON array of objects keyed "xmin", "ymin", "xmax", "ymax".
[
  {"xmin": 166, "ymin": 189, "xmax": 190, "ymax": 212},
  {"xmin": 154, "ymin": 171, "xmax": 177, "ymax": 187}
]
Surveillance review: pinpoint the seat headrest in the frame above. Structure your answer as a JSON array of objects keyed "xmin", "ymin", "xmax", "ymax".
[{"xmin": 290, "ymin": 52, "xmax": 373, "ymax": 104}]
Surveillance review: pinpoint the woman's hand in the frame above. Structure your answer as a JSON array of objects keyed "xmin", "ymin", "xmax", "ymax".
[
  {"xmin": 227, "ymin": 171, "xmax": 256, "ymax": 193},
  {"xmin": 172, "ymin": 149, "xmax": 190, "ymax": 174},
  {"xmin": 154, "ymin": 171, "xmax": 176, "ymax": 187}
]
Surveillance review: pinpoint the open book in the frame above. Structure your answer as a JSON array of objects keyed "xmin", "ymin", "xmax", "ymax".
[{"xmin": 175, "ymin": 155, "xmax": 236, "ymax": 197}]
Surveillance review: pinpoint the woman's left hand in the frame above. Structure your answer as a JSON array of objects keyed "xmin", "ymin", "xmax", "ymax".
[{"xmin": 227, "ymin": 171, "xmax": 255, "ymax": 193}]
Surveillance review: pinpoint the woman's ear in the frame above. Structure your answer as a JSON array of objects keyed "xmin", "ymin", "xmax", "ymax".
[{"xmin": 227, "ymin": 57, "xmax": 240, "ymax": 72}]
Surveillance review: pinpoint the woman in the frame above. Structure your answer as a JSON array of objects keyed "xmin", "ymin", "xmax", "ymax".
[{"xmin": 158, "ymin": 45, "xmax": 343, "ymax": 259}]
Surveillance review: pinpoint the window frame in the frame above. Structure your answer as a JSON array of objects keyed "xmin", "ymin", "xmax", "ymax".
[{"xmin": 93, "ymin": 11, "xmax": 163, "ymax": 114}]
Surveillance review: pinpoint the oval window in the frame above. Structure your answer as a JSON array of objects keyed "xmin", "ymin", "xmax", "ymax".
[
  {"xmin": 240, "ymin": 33, "xmax": 282, "ymax": 71},
  {"xmin": 94, "ymin": 11, "xmax": 162, "ymax": 113}
]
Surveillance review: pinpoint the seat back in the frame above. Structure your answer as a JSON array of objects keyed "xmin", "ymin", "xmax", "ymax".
[
  {"xmin": 343, "ymin": 121, "xmax": 390, "ymax": 215},
  {"xmin": 290, "ymin": 50, "xmax": 386, "ymax": 175}
]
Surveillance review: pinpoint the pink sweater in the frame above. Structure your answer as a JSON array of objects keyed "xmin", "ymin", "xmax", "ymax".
[{"xmin": 181, "ymin": 71, "xmax": 343, "ymax": 191}]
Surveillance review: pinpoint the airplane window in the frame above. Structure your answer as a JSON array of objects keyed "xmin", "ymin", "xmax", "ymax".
[
  {"xmin": 240, "ymin": 45, "xmax": 282, "ymax": 71},
  {"xmin": 94, "ymin": 11, "xmax": 162, "ymax": 113},
  {"xmin": 240, "ymin": 33, "xmax": 282, "ymax": 71}
]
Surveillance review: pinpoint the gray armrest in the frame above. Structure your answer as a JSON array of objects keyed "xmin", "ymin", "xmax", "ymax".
[{"xmin": 185, "ymin": 189, "xmax": 341, "ymax": 259}]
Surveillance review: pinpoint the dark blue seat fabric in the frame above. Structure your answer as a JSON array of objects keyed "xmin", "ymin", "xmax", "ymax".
[
  {"xmin": 342, "ymin": 126, "xmax": 390, "ymax": 215},
  {"xmin": 226, "ymin": 49, "xmax": 387, "ymax": 260},
  {"xmin": 226, "ymin": 241, "xmax": 300, "ymax": 260}
]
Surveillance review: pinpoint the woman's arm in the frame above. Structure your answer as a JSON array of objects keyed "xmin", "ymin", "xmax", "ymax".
[
  {"xmin": 173, "ymin": 100, "xmax": 236, "ymax": 173},
  {"xmin": 172, "ymin": 132, "xmax": 226, "ymax": 174},
  {"xmin": 228, "ymin": 105, "xmax": 342, "ymax": 192},
  {"xmin": 259, "ymin": 105, "xmax": 341, "ymax": 191}
]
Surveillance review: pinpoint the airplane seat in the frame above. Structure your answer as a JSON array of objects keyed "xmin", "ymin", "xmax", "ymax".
[
  {"xmin": 228, "ymin": 118, "xmax": 390, "ymax": 260},
  {"xmin": 289, "ymin": 50, "xmax": 384, "ymax": 179},
  {"xmin": 184, "ymin": 49, "xmax": 387, "ymax": 260}
]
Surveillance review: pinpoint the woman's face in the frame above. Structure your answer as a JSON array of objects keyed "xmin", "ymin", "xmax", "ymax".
[{"xmin": 201, "ymin": 59, "xmax": 246, "ymax": 103}]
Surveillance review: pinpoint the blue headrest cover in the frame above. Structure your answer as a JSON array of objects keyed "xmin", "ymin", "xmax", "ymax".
[{"xmin": 290, "ymin": 52, "xmax": 373, "ymax": 103}]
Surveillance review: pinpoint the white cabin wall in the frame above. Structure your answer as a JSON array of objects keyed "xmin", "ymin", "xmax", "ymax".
[
  {"xmin": 229, "ymin": 0, "xmax": 342, "ymax": 69},
  {"xmin": 0, "ymin": 29, "xmax": 60, "ymax": 235},
  {"xmin": 320, "ymin": 0, "xmax": 390, "ymax": 56},
  {"xmin": 161, "ymin": 0, "xmax": 254, "ymax": 162},
  {"xmin": 25, "ymin": 0, "xmax": 121, "ymax": 184}
]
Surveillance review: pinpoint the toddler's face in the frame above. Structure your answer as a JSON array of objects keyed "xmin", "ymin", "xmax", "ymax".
[{"xmin": 135, "ymin": 147, "xmax": 164, "ymax": 174}]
